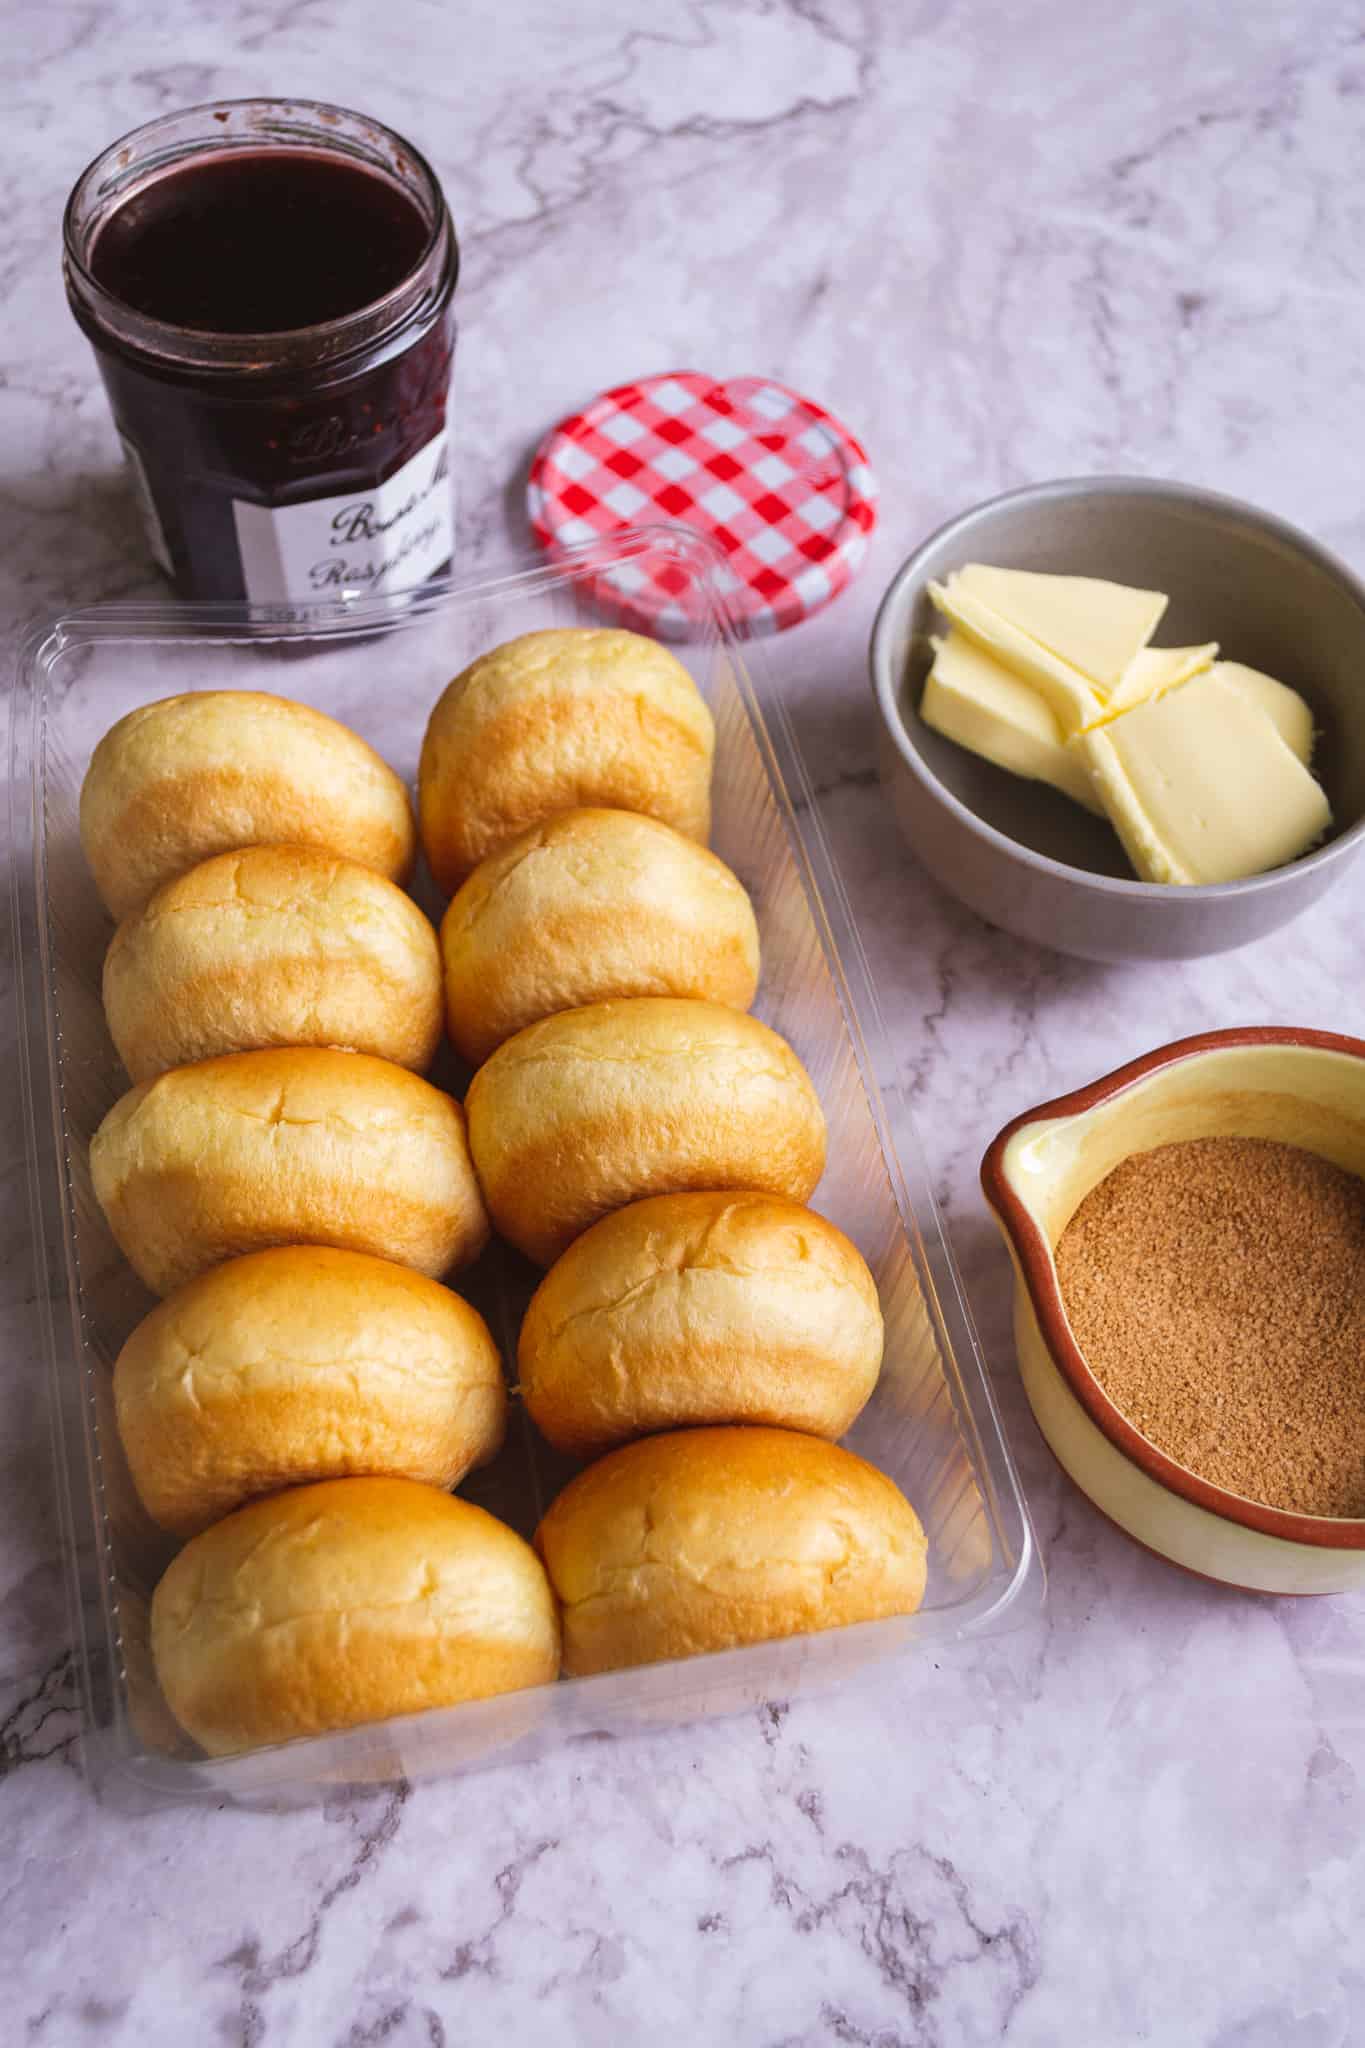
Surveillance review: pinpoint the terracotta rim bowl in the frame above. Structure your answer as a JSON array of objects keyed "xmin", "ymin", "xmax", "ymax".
[{"xmin": 981, "ymin": 1026, "xmax": 1365, "ymax": 1592}]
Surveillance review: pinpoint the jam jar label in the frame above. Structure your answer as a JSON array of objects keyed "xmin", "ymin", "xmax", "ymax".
[{"xmin": 231, "ymin": 430, "xmax": 452, "ymax": 602}]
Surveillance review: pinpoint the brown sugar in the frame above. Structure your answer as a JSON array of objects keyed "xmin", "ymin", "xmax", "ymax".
[{"xmin": 1054, "ymin": 1137, "xmax": 1365, "ymax": 1519}]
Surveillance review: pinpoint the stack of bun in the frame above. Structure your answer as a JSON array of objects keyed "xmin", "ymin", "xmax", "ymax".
[
  {"xmin": 421, "ymin": 628, "xmax": 926, "ymax": 1678},
  {"xmin": 83, "ymin": 629, "xmax": 926, "ymax": 1759},
  {"xmin": 83, "ymin": 688, "xmax": 544, "ymax": 1756}
]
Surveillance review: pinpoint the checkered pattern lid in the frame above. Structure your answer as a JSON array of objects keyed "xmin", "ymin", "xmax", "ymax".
[{"xmin": 527, "ymin": 371, "xmax": 878, "ymax": 636}]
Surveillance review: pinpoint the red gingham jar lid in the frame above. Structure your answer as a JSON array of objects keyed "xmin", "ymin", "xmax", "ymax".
[{"xmin": 527, "ymin": 370, "xmax": 879, "ymax": 636}]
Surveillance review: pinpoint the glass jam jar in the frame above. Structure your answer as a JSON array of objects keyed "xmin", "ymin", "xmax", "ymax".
[{"xmin": 64, "ymin": 99, "xmax": 459, "ymax": 603}]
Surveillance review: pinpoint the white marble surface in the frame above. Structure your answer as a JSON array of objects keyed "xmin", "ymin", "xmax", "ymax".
[{"xmin": 5, "ymin": 1, "xmax": 1365, "ymax": 2041}]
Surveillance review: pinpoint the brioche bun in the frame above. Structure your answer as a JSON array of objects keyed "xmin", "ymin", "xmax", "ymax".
[
  {"xmin": 103, "ymin": 844, "xmax": 442, "ymax": 1082},
  {"xmin": 115, "ymin": 1247, "xmax": 506, "ymax": 1536},
  {"xmin": 90, "ymin": 1048, "xmax": 488, "ymax": 1295},
  {"xmin": 536, "ymin": 1427, "xmax": 927, "ymax": 1676},
  {"xmin": 152, "ymin": 1477, "xmax": 560, "ymax": 1755},
  {"xmin": 465, "ymin": 998, "xmax": 826, "ymax": 1266},
  {"xmin": 441, "ymin": 808, "xmax": 759, "ymax": 1065},
  {"xmin": 418, "ymin": 629, "xmax": 714, "ymax": 893},
  {"xmin": 519, "ymin": 1191, "xmax": 882, "ymax": 1457},
  {"xmin": 81, "ymin": 690, "xmax": 415, "ymax": 920}
]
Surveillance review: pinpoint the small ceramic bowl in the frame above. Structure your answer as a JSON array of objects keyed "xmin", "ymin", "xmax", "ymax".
[
  {"xmin": 981, "ymin": 1026, "xmax": 1365, "ymax": 1594},
  {"xmin": 869, "ymin": 478, "xmax": 1365, "ymax": 961}
]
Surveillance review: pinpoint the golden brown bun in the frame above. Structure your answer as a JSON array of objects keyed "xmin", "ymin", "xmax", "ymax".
[
  {"xmin": 115, "ymin": 1247, "xmax": 506, "ymax": 1536},
  {"xmin": 465, "ymin": 998, "xmax": 827, "ymax": 1266},
  {"xmin": 90, "ymin": 1048, "xmax": 489, "ymax": 1296},
  {"xmin": 152, "ymin": 1477, "xmax": 560, "ymax": 1755},
  {"xmin": 441, "ymin": 809, "xmax": 760, "ymax": 1065},
  {"xmin": 418, "ymin": 629, "xmax": 715, "ymax": 893},
  {"xmin": 103, "ymin": 845, "xmax": 443, "ymax": 1083},
  {"xmin": 519, "ymin": 1191, "xmax": 883, "ymax": 1457},
  {"xmin": 81, "ymin": 690, "xmax": 416, "ymax": 920},
  {"xmin": 536, "ymin": 1427, "xmax": 927, "ymax": 1676}
]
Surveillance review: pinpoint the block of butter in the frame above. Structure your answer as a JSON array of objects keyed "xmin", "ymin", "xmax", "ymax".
[
  {"xmin": 1095, "ymin": 642, "xmax": 1219, "ymax": 722},
  {"xmin": 1079, "ymin": 669, "xmax": 1331, "ymax": 885},
  {"xmin": 951, "ymin": 564, "xmax": 1169, "ymax": 693},
  {"xmin": 1210, "ymin": 659, "xmax": 1315, "ymax": 764},
  {"xmin": 921, "ymin": 631, "xmax": 1104, "ymax": 812},
  {"xmin": 928, "ymin": 578, "xmax": 1104, "ymax": 736}
]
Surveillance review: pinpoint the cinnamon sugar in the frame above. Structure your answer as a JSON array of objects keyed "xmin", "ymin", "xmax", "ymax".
[{"xmin": 1055, "ymin": 1137, "xmax": 1365, "ymax": 1518}]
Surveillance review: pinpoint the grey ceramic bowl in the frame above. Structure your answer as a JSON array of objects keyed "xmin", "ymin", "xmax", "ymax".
[{"xmin": 869, "ymin": 477, "xmax": 1365, "ymax": 960}]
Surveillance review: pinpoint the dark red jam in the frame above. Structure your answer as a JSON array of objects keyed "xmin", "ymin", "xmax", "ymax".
[
  {"xmin": 89, "ymin": 152, "xmax": 432, "ymax": 333},
  {"xmin": 65, "ymin": 103, "xmax": 458, "ymax": 603}
]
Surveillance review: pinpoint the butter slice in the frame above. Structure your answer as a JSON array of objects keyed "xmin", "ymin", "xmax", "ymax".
[
  {"xmin": 1212, "ymin": 660, "xmax": 1315, "ymax": 765},
  {"xmin": 1080, "ymin": 670, "xmax": 1332, "ymax": 885},
  {"xmin": 953, "ymin": 565, "xmax": 1168, "ymax": 692},
  {"xmin": 921, "ymin": 631, "xmax": 1103, "ymax": 814},
  {"xmin": 1096, "ymin": 642, "xmax": 1219, "ymax": 721},
  {"xmin": 928, "ymin": 579, "xmax": 1103, "ymax": 736}
]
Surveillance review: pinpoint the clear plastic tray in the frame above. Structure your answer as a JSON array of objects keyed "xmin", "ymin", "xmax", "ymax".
[{"xmin": 11, "ymin": 523, "xmax": 1041, "ymax": 1806}]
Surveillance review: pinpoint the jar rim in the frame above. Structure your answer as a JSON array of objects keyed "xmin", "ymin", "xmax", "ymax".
[{"xmin": 63, "ymin": 96, "xmax": 458, "ymax": 376}]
